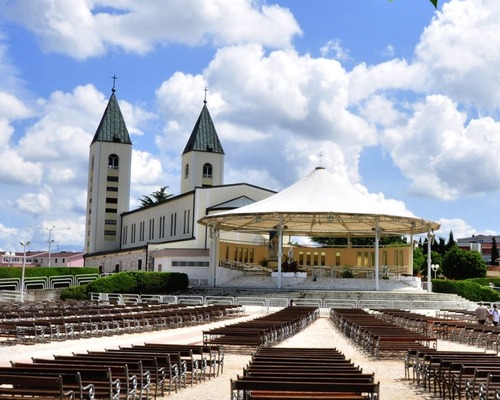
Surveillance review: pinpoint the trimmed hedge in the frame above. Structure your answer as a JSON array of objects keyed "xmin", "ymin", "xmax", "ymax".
[
  {"xmin": 0, "ymin": 267, "xmax": 99, "ymax": 279},
  {"xmin": 60, "ymin": 271, "xmax": 189, "ymax": 300},
  {"xmin": 432, "ymin": 278, "xmax": 500, "ymax": 302}
]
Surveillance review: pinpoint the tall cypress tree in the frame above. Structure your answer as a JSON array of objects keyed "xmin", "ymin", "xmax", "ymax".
[
  {"xmin": 491, "ymin": 236, "xmax": 499, "ymax": 266},
  {"xmin": 445, "ymin": 231, "xmax": 456, "ymax": 252}
]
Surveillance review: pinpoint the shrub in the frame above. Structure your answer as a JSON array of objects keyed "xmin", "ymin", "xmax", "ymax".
[
  {"xmin": 441, "ymin": 246, "xmax": 487, "ymax": 280},
  {"xmin": 432, "ymin": 279, "xmax": 500, "ymax": 302},
  {"xmin": 86, "ymin": 272, "xmax": 137, "ymax": 294},
  {"xmin": 61, "ymin": 271, "xmax": 189, "ymax": 300},
  {"xmin": 341, "ymin": 267, "xmax": 354, "ymax": 278},
  {"xmin": 60, "ymin": 284, "xmax": 89, "ymax": 301},
  {"xmin": 166, "ymin": 273, "xmax": 189, "ymax": 292},
  {"xmin": 0, "ymin": 267, "xmax": 98, "ymax": 279}
]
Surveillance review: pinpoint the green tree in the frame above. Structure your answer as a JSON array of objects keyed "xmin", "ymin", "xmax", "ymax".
[
  {"xmin": 491, "ymin": 236, "xmax": 499, "ymax": 266},
  {"xmin": 415, "ymin": 250, "xmax": 442, "ymax": 276},
  {"xmin": 445, "ymin": 231, "xmax": 456, "ymax": 252},
  {"xmin": 311, "ymin": 235, "xmax": 407, "ymax": 247},
  {"xmin": 437, "ymin": 237, "xmax": 446, "ymax": 256},
  {"xmin": 139, "ymin": 186, "xmax": 173, "ymax": 208},
  {"xmin": 413, "ymin": 246, "xmax": 426, "ymax": 275},
  {"xmin": 441, "ymin": 246, "xmax": 487, "ymax": 280}
]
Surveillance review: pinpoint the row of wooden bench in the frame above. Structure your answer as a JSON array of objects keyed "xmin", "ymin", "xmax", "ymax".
[
  {"xmin": 373, "ymin": 308, "xmax": 500, "ymax": 354},
  {"xmin": 203, "ymin": 306, "xmax": 319, "ymax": 351},
  {"xmin": 0, "ymin": 342, "xmax": 224, "ymax": 399},
  {"xmin": 0, "ymin": 303, "xmax": 243, "ymax": 345},
  {"xmin": 231, "ymin": 347, "xmax": 380, "ymax": 399},
  {"xmin": 330, "ymin": 308, "xmax": 436, "ymax": 358},
  {"xmin": 404, "ymin": 347, "xmax": 500, "ymax": 400}
]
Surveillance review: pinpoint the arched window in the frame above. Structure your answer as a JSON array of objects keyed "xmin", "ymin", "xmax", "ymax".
[
  {"xmin": 108, "ymin": 154, "xmax": 119, "ymax": 169},
  {"xmin": 185, "ymin": 163, "xmax": 189, "ymax": 178},
  {"xmin": 202, "ymin": 163, "xmax": 213, "ymax": 178}
]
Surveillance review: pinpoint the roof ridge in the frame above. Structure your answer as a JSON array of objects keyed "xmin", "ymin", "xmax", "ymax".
[
  {"xmin": 91, "ymin": 91, "xmax": 132, "ymax": 145},
  {"xmin": 182, "ymin": 103, "xmax": 224, "ymax": 155}
]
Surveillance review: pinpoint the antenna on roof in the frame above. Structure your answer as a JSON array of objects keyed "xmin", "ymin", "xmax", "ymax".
[
  {"xmin": 111, "ymin": 75, "xmax": 118, "ymax": 93},
  {"xmin": 203, "ymin": 87, "xmax": 208, "ymax": 104},
  {"xmin": 318, "ymin": 151, "xmax": 323, "ymax": 167}
]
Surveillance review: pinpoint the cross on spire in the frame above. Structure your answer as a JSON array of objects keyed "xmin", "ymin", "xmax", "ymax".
[
  {"xmin": 203, "ymin": 87, "xmax": 208, "ymax": 104},
  {"xmin": 111, "ymin": 75, "xmax": 118, "ymax": 92}
]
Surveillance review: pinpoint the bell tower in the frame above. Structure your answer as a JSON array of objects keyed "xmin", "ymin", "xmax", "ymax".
[
  {"xmin": 181, "ymin": 99, "xmax": 225, "ymax": 194},
  {"xmin": 85, "ymin": 86, "xmax": 132, "ymax": 254}
]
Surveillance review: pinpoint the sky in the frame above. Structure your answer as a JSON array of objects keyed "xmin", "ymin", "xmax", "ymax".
[{"xmin": 0, "ymin": 0, "xmax": 499, "ymax": 253}]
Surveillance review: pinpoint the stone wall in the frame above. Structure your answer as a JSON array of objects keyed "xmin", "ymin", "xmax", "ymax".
[{"xmin": 85, "ymin": 248, "xmax": 148, "ymax": 273}]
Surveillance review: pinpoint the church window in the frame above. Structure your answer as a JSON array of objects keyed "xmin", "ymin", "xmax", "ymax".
[
  {"xmin": 108, "ymin": 154, "xmax": 119, "ymax": 169},
  {"xmin": 149, "ymin": 218, "xmax": 154, "ymax": 240},
  {"xmin": 185, "ymin": 163, "xmax": 189, "ymax": 178},
  {"xmin": 139, "ymin": 221, "xmax": 145, "ymax": 241},
  {"xmin": 202, "ymin": 163, "xmax": 213, "ymax": 178}
]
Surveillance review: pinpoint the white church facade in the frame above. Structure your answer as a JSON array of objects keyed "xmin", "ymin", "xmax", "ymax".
[{"xmin": 84, "ymin": 90, "xmax": 275, "ymax": 285}]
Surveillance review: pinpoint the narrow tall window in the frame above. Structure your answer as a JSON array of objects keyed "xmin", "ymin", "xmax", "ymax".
[
  {"xmin": 184, "ymin": 163, "xmax": 189, "ymax": 178},
  {"xmin": 108, "ymin": 154, "xmax": 119, "ymax": 169},
  {"xmin": 202, "ymin": 163, "xmax": 213, "ymax": 178}
]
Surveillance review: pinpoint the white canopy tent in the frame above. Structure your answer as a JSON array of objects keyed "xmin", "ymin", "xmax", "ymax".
[{"xmin": 199, "ymin": 167, "xmax": 440, "ymax": 290}]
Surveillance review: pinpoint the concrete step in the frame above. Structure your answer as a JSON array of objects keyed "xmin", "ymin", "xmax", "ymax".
[{"xmin": 186, "ymin": 273, "xmax": 477, "ymax": 310}]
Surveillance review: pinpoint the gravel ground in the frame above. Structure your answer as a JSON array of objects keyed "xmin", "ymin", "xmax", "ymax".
[{"xmin": 0, "ymin": 312, "xmax": 487, "ymax": 400}]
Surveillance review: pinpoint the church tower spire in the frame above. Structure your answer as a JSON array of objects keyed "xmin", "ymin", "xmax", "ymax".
[
  {"xmin": 85, "ymin": 85, "xmax": 132, "ymax": 254},
  {"xmin": 181, "ymin": 97, "xmax": 225, "ymax": 193}
]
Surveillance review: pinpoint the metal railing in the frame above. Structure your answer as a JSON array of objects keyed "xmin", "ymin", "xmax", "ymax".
[
  {"xmin": 86, "ymin": 292, "xmax": 474, "ymax": 316},
  {"xmin": 0, "ymin": 274, "xmax": 99, "ymax": 292}
]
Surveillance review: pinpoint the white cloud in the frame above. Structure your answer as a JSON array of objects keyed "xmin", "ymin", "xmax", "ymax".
[
  {"xmin": 416, "ymin": 0, "xmax": 500, "ymax": 110},
  {"xmin": 320, "ymin": 39, "xmax": 351, "ymax": 61},
  {"xmin": 131, "ymin": 150, "xmax": 164, "ymax": 186},
  {"xmin": 0, "ymin": 91, "xmax": 31, "ymax": 119},
  {"xmin": 348, "ymin": 59, "xmax": 427, "ymax": 104},
  {"xmin": 382, "ymin": 45, "xmax": 395, "ymax": 58},
  {"xmin": 436, "ymin": 218, "xmax": 478, "ymax": 240},
  {"xmin": 0, "ymin": 148, "xmax": 43, "ymax": 184},
  {"xmin": 14, "ymin": 185, "xmax": 52, "ymax": 215},
  {"xmin": 0, "ymin": 0, "xmax": 301, "ymax": 59},
  {"xmin": 382, "ymin": 95, "xmax": 500, "ymax": 200},
  {"xmin": 359, "ymin": 95, "xmax": 404, "ymax": 127}
]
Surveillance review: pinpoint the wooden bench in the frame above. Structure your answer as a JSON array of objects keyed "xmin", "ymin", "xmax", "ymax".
[
  {"xmin": 5, "ymin": 364, "xmax": 110, "ymax": 400},
  {"xmin": 115, "ymin": 346, "xmax": 202, "ymax": 384},
  {"xmin": 477, "ymin": 373, "xmax": 500, "ymax": 400},
  {"xmin": 0, "ymin": 373, "xmax": 77, "ymax": 400},
  {"xmin": 231, "ymin": 379, "xmax": 379, "ymax": 400},
  {"xmin": 139, "ymin": 342, "xmax": 225, "ymax": 377},
  {"xmin": 86, "ymin": 349, "xmax": 183, "ymax": 393},
  {"xmin": 0, "ymin": 367, "xmax": 96, "ymax": 399},
  {"xmin": 29, "ymin": 358, "xmax": 137, "ymax": 400},
  {"xmin": 56, "ymin": 353, "xmax": 162, "ymax": 398}
]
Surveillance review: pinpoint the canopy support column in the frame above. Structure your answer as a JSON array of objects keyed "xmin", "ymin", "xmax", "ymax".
[
  {"xmin": 374, "ymin": 219, "xmax": 380, "ymax": 291},
  {"xmin": 209, "ymin": 224, "xmax": 219, "ymax": 287},
  {"xmin": 277, "ymin": 216, "xmax": 284, "ymax": 289},
  {"xmin": 427, "ymin": 229, "xmax": 434, "ymax": 293}
]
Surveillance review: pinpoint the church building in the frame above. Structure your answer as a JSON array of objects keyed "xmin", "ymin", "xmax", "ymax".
[{"xmin": 84, "ymin": 90, "xmax": 275, "ymax": 285}]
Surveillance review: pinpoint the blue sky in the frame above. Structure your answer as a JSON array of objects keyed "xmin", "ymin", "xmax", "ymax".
[{"xmin": 0, "ymin": 0, "xmax": 499, "ymax": 253}]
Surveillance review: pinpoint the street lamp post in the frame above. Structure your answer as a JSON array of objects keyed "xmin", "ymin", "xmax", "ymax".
[
  {"xmin": 20, "ymin": 241, "xmax": 31, "ymax": 302},
  {"xmin": 4, "ymin": 252, "xmax": 15, "ymax": 267},
  {"xmin": 431, "ymin": 264, "xmax": 439, "ymax": 279},
  {"xmin": 47, "ymin": 226, "xmax": 55, "ymax": 268},
  {"xmin": 46, "ymin": 226, "xmax": 70, "ymax": 267}
]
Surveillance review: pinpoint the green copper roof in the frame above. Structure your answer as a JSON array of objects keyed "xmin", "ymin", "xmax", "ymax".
[
  {"xmin": 91, "ymin": 91, "xmax": 132, "ymax": 145},
  {"xmin": 182, "ymin": 103, "xmax": 224, "ymax": 155},
  {"xmin": 209, "ymin": 195, "xmax": 256, "ymax": 211}
]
